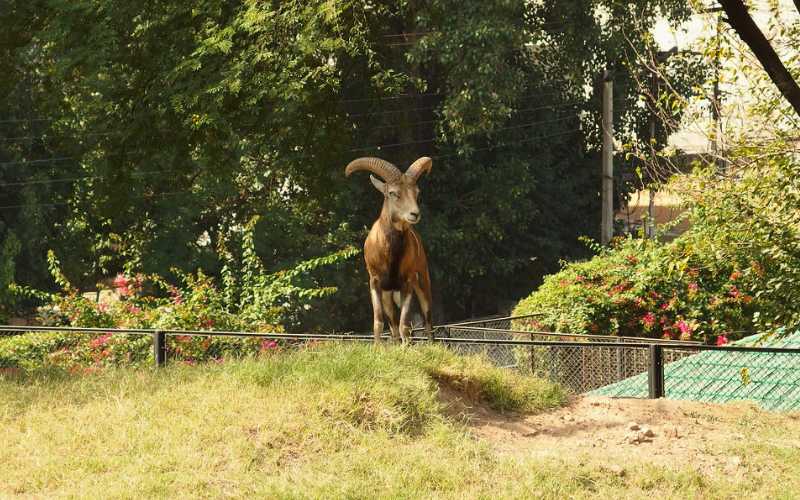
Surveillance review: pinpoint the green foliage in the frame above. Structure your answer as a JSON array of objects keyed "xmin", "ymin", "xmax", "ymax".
[
  {"xmin": 684, "ymin": 143, "xmax": 800, "ymax": 332},
  {"xmin": 515, "ymin": 139, "xmax": 800, "ymax": 340},
  {"xmin": 0, "ymin": 231, "xmax": 21, "ymax": 319},
  {"xmin": 0, "ymin": 0, "xmax": 702, "ymax": 326},
  {"xmin": 0, "ymin": 219, "xmax": 357, "ymax": 370}
]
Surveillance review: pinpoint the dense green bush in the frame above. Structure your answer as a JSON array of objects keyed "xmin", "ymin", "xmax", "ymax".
[{"xmin": 514, "ymin": 143, "xmax": 800, "ymax": 342}]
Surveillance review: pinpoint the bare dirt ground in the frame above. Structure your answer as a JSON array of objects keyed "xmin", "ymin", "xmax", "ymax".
[{"xmin": 440, "ymin": 389, "xmax": 791, "ymax": 477}]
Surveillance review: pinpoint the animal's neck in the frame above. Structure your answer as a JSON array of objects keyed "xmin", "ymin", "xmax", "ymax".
[{"xmin": 380, "ymin": 201, "xmax": 408, "ymax": 233}]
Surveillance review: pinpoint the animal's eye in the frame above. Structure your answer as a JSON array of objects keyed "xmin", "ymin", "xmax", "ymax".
[{"xmin": 389, "ymin": 191, "xmax": 400, "ymax": 199}]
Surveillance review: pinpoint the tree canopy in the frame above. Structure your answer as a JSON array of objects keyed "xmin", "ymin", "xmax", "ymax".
[{"xmin": 0, "ymin": 0, "xmax": 697, "ymax": 328}]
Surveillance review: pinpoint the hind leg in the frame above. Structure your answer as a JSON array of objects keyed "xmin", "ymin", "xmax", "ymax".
[
  {"xmin": 413, "ymin": 271, "xmax": 434, "ymax": 340},
  {"xmin": 398, "ymin": 287, "xmax": 414, "ymax": 344},
  {"xmin": 381, "ymin": 291, "xmax": 400, "ymax": 342}
]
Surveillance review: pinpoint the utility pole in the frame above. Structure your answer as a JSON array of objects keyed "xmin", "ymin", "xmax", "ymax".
[
  {"xmin": 601, "ymin": 70, "xmax": 614, "ymax": 246},
  {"xmin": 647, "ymin": 71, "xmax": 657, "ymax": 240}
]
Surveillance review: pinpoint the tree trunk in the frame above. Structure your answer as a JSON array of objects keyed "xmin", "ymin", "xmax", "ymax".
[{"xmin": 718, "ymin": 0, "xmax": 800, "ymax": 118}]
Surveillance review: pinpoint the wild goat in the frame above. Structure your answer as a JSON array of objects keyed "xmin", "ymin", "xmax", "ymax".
[{"xmin": 345, "ymin": 156, "xmax": 434, "ymax": 343}]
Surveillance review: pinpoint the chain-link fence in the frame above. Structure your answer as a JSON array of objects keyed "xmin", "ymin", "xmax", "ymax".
[
  {"xmin": 439, "ymin": 328, "xmax": 698, "ymax": 394},
  {"xmin": 439, "ymin": 322, "xmax": 698, "ymax": 385},
  {"xmin": 436, "ymin": 321, "xmax": 800, "ymax": 410}
]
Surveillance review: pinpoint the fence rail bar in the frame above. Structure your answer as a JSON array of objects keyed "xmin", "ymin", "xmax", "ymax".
[
  {"xmin": 450, "ymin": 326, "xmax": 701, "ymax": 344},
  {"xmin": 3, "ymin": 325, "xmax": 799, "ymax": 353},
  {"xmin": 434, "ymin": 336, "xmax": 800, "ymax": 353},
  {"xmin": 0, "ymin": 325, "xmax": 400, "ymax": 341},
  {"xmin": 440, "ymin": 313, "xmax": 544, "ymax": 327}
]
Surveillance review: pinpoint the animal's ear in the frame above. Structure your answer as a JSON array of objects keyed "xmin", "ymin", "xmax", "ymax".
[{"xmin": 369, "ymin": 175, "xmax": 386, "ymax": 195}]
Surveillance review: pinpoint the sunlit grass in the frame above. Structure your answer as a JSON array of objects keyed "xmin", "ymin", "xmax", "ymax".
[{"xmin": 2, "ymin": 342, "xmax": 799, "ymax": 498}]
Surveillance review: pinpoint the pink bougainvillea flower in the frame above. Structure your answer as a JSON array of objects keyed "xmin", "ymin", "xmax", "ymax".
[
  {"xmin": 688, "ymin": 282, "xmax": 699, "ymax": 293},
  {"xmin": 184, "ymin": 359, "xmax": 196, "ymax": 366},
  {"xmin": 641, "ymin": 312, "xmax": 656, "ymax": 328},
  {"xmin": 89, "ymin": 333, "xmax": 113, "ymax": 349},
  {"xmin": 729, "ymin": 286, "xmax": 741, "ymax": 299},
  {"xmin": 201, "ymin": 319, "xmax": 214, "ymax": 328},
  {"xmin": 113, "ymin": 274, "xmax": 131, "ymax": 296},
  {"xmin": 716, "ymin": 335, "xmax": 729, "ymax": 346},
  {"xmin": 675, "ymin": 320, "xmax": 692, "ymax": 336},
  {"xmin": 260, "ymin": 339, "xmax": 278, "ymax": 352},
  {"xmin": 176, "ymin": 335, "xmax": 192, "ymax": 343},
  {"xmin": 660, "ymin": 302, "xmax": 670, "ymax": 310},
  {"xmin": 730, "ymin": 271, "xmax": 742, "ymax": 281}
]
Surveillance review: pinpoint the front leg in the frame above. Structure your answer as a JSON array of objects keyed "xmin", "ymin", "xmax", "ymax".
[
  {"xmin": 398, "ymin": 287, "xmax": 414, "ymax": 344},
  {"xmin": 369, "ymin": 277, "xmax": 384, "ymax": 343}
]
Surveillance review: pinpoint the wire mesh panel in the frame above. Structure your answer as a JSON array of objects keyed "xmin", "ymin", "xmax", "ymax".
[
  {"xmin": 662, "ymin": 347, "xmax": 800, "ymax": 411},
  {"xmin": 525, "ymin": 344, "xmax": 651, "ymax": 394},
  {"xmin": 444, "ymin": 327, "xmax": 520, "ymax": 368},
  {"xmin": 441, "ymin": 329, "xmax": 654, "ymax": 395}
]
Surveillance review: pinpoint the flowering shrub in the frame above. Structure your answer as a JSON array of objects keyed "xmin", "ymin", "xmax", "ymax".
[
  {"xmin": 513, "ymin": 236, "xmax": 756, "ymax": 343},
  {"xmin": 0, "ymin": 218, "xmax": 357, "ymax": 371},
  {"xmin": 515, "ymin": 140, "xmax": 800, "ymax": 343}
]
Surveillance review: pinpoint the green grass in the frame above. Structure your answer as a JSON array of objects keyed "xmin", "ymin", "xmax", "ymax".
[{"xmin": 2, "ymin": 342, "xmax": 800, "ymax": 499}]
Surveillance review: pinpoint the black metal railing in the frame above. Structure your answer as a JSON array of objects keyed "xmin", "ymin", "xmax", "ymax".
[
  {"xmin": 0, "ymin": 324, "xmax": 401, "ymax": 368},
  {"xmin": 3, "ymin": 318, "xmax": 800, "ymax": 411}
]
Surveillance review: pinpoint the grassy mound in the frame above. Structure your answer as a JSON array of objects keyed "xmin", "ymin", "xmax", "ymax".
[
  {"xmin": 1, "ymin": 343, "xmax": 564, "ymax": 497},
  {"xmin": 3, "ymin": 342, "xmax": 799, "ymax": 498}
]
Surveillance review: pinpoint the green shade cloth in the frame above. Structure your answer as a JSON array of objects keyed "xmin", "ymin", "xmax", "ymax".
[{"xmin": 591, "ymin": 331, "xmax": 800, "ymax": 411}]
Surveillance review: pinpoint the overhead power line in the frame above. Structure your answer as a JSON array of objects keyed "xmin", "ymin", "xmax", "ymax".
[
  {"xmin": 432, "ymin": 127, "xmax": 582, "ymax": 159},
  {"xmin": 0, "ymin": 169, "xmax": 172, "ymax": 188}
]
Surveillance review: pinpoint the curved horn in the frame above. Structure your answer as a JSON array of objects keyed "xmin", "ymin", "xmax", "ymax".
[
  {"xmin": 345, "ymin": 157, "xmax": 402, "ymax": 182},
  {"xmin": 405, "ymin": 156, "xmax": 432, "ymax": 181}
]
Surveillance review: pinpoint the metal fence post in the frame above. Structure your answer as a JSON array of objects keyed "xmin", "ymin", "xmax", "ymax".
[
  {"xmin": 154, "ymin": 330, "xmax": 166, "ymax": 367},
  {"xmin": 648, "ymin": 344, "xmax": 664, "ymax": 398},
  {"xmin": 529, "ymin": 332, "xmax": 536, "ymax": 375}
]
